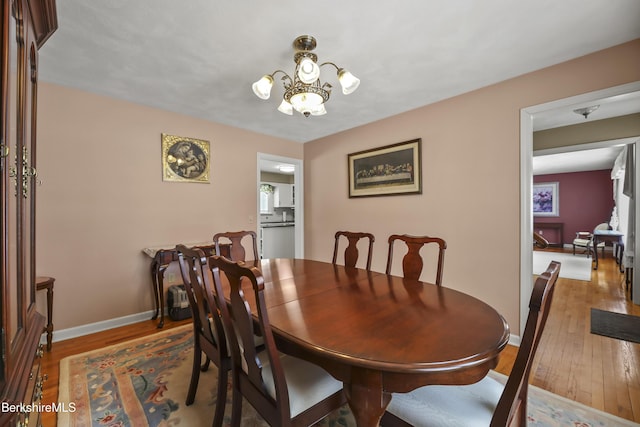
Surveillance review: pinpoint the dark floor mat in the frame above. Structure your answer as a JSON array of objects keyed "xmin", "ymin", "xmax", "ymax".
[{"xmin": 590, "ymin": 308, "xmax": 640, "ymax": 344}]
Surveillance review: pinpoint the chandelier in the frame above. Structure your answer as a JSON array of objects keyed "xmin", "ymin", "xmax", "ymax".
[{"xmin": 252, "ymin": 35, "xmax": 360, "ymax": 117}]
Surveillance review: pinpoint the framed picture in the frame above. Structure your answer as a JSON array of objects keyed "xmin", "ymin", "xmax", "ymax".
[
  {"xmin": 533, "ymin": 182, "xmax": 559, "ymax": 216},
  {"xmin": 348, "ymin": 138, "xmax": 422, "ymax": 198},
  {"xmin": 161, "ymin": 133, "xmax": 210, "ymax": 183}
]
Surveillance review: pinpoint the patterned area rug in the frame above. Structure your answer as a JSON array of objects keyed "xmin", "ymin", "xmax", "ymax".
[{"xmin": 58, "ymin": 324, "xmax": 638, "ymax": 426}]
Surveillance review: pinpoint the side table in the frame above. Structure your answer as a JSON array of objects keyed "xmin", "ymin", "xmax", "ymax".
[
  {"xmin": 142, "ymin": 242, "xmax": 230, "ymax": 328},
  {"xmin": 36, "ymin": 276, "xmax": 55, "ymax": 351}
]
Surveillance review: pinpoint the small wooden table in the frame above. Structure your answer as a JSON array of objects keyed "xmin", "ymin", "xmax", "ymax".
[
  {"xmin": 142, "ymin": 242, "xmax": 230, "ymax": 328},
  {"xmin": 222, "ymin": 258, "xmax": 510, "ymax": 426},
  {"xmin": 36, "ymin": 276, "xmax": 55, "ymax": 351},
  {"xmin": 592, "ymin": 230, "xmax": 624, "ymax": 270}
]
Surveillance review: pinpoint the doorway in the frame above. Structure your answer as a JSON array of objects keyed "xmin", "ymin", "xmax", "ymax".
[
  {"xmin": 257, "ymin": 153, "xmax": 304, "ymax": 258},
  {"xmin": 520, "ymin": 81, "xmax": 640, "ymax": 334}
]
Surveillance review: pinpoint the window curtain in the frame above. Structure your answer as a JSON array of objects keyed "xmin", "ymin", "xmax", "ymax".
[
  {"xmin": 623, "ymin": 144, "xmax": 635, "ymax": 268},
  {"xmin": 612, "ymin": 144, "xmax": 636, "ymax": 268}
]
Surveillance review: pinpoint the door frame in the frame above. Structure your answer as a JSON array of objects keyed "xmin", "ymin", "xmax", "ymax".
[
  {"xmin": 520, "ymin": 81, "xmax": 640, "ymax": 335},
  {"xmin": 257, "ymin": 153, "xmax": 304, "ymax": 258}
]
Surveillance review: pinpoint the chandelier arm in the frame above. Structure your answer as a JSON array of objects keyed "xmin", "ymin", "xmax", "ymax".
[
  {"xmin": 269, "ymin": 69, "xmax": 294, "ymax": 88},
  {"xmin": 319, "ymin": 61, "xmax": 343, "ymax": 72},
  {"xmin": 270, "ymin": 69, "xmax": 292, "ymax": 80}
]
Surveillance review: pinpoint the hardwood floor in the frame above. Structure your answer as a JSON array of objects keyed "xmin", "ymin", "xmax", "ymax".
[
  {"xmin": 38, "ymin": 252, "xmax": 639, "ymax": 426},
  {"xmin": 497, "ymin": 248, "xmax": 640, "ymax": 423}
]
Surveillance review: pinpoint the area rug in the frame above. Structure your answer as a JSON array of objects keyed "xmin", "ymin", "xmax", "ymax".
[
  {"xmin": 591, "ymin": 308, "xmax": 640, "ymax": 344},
  {"xmin": 58, "ymin": 324, "xmax": 639, "ymax": 427},
  {"xmin": 533, "ymin": 251, "xmax": 592, "ymax": 281}
]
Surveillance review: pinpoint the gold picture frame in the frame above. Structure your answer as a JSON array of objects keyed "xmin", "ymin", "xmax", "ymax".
[{"xmin": 161, "ymin": 133, "xmax": 210, "ymax": 183}]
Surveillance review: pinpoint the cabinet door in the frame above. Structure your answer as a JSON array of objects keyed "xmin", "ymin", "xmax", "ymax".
[
  {"xmin": 0, "ymin": 0, "xmax": 45, "ymax": 389},
  {"xmin": 2, "ymin": 0, "xmax": 27, "ymax": 384},
  {"xmin": 275, "ymin": 184, "xmax": 294, "ymax": 208}
]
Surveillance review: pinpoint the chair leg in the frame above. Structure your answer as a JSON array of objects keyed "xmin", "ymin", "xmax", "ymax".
[
  {"xmin": 212, "ymin": 367, "xmax": 228, "ymax": 427},
  {"xmin": 229, "ymin": 386, "xmax": 243, "ymax": 427},
  {"xmin": 186, "ymin": 346, "xmax": 202, "ymax": 405},
  {"xmin": 201, "ymin": 356, "xmax": 211, "ymax": 372}
]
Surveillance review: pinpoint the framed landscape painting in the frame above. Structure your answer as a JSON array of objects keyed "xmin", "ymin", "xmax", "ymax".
[
  {"xmin": 348, "ymin": 138, "xmax": 422, "ymax": 198},
  {"xmin": 533, "ymin": 182, "xmax": 559, "ymax": 216}
]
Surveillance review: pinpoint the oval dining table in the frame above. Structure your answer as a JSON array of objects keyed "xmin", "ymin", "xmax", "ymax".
[{"xmin": 222, "ymin": 258, "xmax": 510, "ymax": 427}]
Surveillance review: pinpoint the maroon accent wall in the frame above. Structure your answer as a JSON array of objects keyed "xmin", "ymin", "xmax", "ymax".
[{"xmin": 534, "ymin": 170, "xmax": 614, "ymax": 246}]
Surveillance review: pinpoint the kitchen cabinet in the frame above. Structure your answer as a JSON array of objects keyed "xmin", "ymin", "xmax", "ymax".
[
  {"xmin": 275, "ymin": 183, "xmax": 294, "ymax": 208},
  {"xmin": 261, "ymin": 225, "xmax": 295, "ymax": 258}
]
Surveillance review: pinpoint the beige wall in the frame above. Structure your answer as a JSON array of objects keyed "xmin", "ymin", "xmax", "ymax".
[
  {"xmin": 36, "ymin": 84, "xmax": 302, "ymax": 330},
  {"xmin": 304, "ymin": 39, "xmax": 640, "ymax": 335}
]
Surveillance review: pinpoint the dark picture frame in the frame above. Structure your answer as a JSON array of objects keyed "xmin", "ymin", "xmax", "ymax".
[
  {"xmin": 533, "ymin": 182, "xmax": 559, "ymax": 216},
  {"xmin": 161, "ymin": 133, "xmax": 210, "ymax": 183},
  {"xmin": 348, "ymin": 138, "xmax": 422, "ymax": 198}
]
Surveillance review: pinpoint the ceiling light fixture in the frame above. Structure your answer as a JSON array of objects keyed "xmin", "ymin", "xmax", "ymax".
[
  {"xmin": 252, "ymin": 35, "xmax": 360, "ymax": 117},
  {"xmin": 277, "ymin": 164, "xmax": 295, "ymax": 173},
  {"xmin": 573, "ymin": 105, "xmax": 600, "ymax": 119}
]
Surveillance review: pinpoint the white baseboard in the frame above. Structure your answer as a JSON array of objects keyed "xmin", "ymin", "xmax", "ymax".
[
  {"xmin": 40, "ymin": 310, "xmax": 160, "ymax": 345},
  {"xmin": 509, "ymin": 333, "xmax": 521, "ymax": 347}
]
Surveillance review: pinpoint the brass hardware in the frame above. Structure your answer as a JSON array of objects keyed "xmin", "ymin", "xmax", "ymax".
[
  {"xmin": 8, "ymin": 146, "xmax": 37, "ymax": 198},
  {"xmin": 0, "ymin": 144, "xmax": 9, "ymax": 158}
]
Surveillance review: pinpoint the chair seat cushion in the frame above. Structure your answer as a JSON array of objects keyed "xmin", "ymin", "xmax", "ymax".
[
  {"xmin": 386, "ymin": 375, "xmax": 504, "ymax": 427},
  {"xmin": 573, "ymin": 238, "xmax": 591, "ymax": 246},
  {"xmin": 260, "ymin": 352, "xmax": 343, "ymax": 418}
]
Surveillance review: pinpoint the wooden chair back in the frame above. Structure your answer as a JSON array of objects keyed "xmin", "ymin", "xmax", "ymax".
[
  {"xmin": 213, "ymin": 230, "xmax": 259, "ymax": 261},
  {"xmin": 175, "ymin": 244, "xmax": 230, "ymax": 427},
  {"xmin": 491, "ymin": 260, "xmax": 560, "ymax": 426},
  {"xmin": 385, "ymin": 234, "xmax": 447, "ymax": 284},
  {"xmin": 209, "ymin": 255, "xmax": 345, "ymax": 426},
  {"xmin": 332, "ymin": 231, "xmax": 375, "ymax": 270},
  {"xmin": 533, "ymin": 231, "xmax": 549, "ymax": 249}
]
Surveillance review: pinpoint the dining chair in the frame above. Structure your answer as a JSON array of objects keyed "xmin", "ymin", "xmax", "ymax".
[
  {"xmin": 381, "ymin": 260, "xmax": 561, "ymax": 427},
  {"xmin": 213, "ymin": 230, "xmax": 259, "ymax": 261},
  {"xmin": 175, "ymin": 244, "xmax": 230, "ymax": 427},
  {"xmin": 332, "ymin": 231, "xmax": 375, "ymax": 270},
  {"xmin": 385, "ymin": 234, "xmax": 447, "ymax": 284},
  {"xmin": 209, "ymin": 255, "xmax": 346, "ymax": 427}
]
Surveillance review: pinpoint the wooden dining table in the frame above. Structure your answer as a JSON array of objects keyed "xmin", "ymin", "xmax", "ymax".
[{"xmin": 223, "ymin": 258, "xmax": 510, "ymax": 427}]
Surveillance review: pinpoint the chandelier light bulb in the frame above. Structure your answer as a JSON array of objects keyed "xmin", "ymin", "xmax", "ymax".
[
  {"xmin": 338, "ymin": 69, "xmax": 360, "ymax": 95},
  {"xmin": 297, "ymin": 57, "xmax": 320, "ymax": 84},
  {"xmin": 252, "ymin": 75, "xmax": 274, "ymax": 100}
]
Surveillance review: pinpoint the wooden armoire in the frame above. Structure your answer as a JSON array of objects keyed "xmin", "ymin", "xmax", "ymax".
[{"xmin": 1, "ymin": 0, "xmax": 57, "ymax": 425}]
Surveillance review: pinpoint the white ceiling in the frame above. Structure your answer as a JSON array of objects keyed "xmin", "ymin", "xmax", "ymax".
[
  {"xmin": 532, "ymin": 144, "xmax": 629, "ymax": 175},
  {"xmin": 38, "ymin": 1, "xmax": 640, "ymax": 145}
]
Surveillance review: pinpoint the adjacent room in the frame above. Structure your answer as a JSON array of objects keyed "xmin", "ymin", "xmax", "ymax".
[{"xmin": 2, "ymin": 1, "xmax": 639, "ymax": 426}]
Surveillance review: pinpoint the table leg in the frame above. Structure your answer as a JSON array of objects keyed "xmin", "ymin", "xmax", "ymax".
[
  {"xmin": 344, "ymin": 370, "xmax": 392, "ymax": 427},
  {"xmin": 150, "ymin": 258, "xmax": 161, "ymax": 321},
  {"xmin": 151, "ymin": 251, "xmax": 170, "ymax": 328},
  {"xmin": 36, "ymin": 276, "xmax": 55, "ymax": 351},
  {"xmin": 45, "ymin": 284, "xmax": 54, "ymax": 351},
  {"xmin": 155, "ymin": 263, "xmax": 168, "ymax": 328},
  {"xmin": 593, "ymin": 236, "xmax": 600, "ymax": 270}
]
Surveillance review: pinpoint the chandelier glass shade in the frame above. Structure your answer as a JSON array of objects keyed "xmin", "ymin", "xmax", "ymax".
[{"xmin": 252, "ymin": 35, "xmax": 360, "ymax": 117}]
